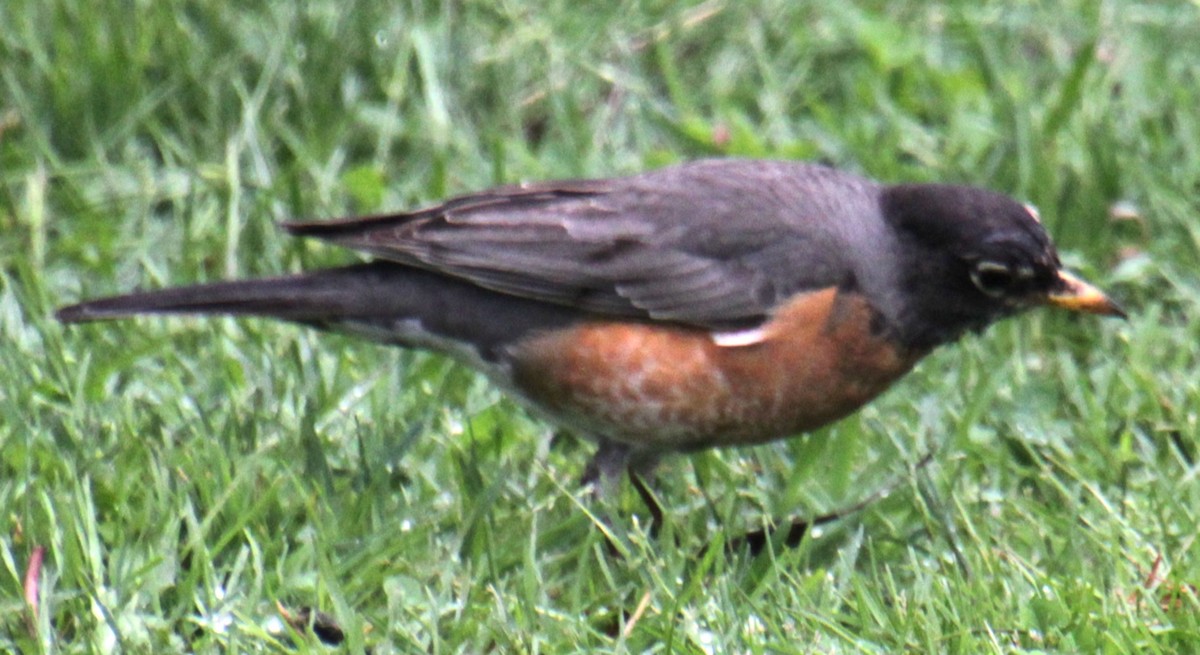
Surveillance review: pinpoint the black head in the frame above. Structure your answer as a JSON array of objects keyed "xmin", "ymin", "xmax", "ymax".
[{"xmin": 880, "ymin": 183, "xmax": 1123, "ymax": 350}]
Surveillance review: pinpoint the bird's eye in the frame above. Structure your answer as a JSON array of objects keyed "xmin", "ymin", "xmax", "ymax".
[{"xmin": 970, "ymin": 260, "xmax": 1014, "ymax": 297}]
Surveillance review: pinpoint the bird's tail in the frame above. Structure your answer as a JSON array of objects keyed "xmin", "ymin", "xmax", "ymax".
[
  {"xmin": 55, "ymin": 264, "xmax": 397, "ymax": 324},
  {"xmin": 56, "ymin": 262, "xmax": 579, "ymax": 356}
]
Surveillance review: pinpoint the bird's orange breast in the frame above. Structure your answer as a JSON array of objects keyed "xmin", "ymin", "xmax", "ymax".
[{"xmin": 507, "ymin": 288, "xmax": 925, "ymax": 451}]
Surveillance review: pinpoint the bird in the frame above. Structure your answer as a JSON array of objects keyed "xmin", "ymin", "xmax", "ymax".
[{"xmin": 57, "ymin": 159, "xmax": 1125, "ymax": 489}]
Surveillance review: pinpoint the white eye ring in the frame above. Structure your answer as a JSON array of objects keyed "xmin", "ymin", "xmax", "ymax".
[{"xmin": 970, "ymin": 260, "xmax": 1013, "ymax": 297}]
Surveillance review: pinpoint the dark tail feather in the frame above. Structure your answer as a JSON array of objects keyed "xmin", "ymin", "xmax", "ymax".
[
  {"xmin": 56, "ymin": 263, "xmax": 411, "ymax": 324},
  {"xmin": 56, "ymin": 262, "xmax": 581, "ymax": 354}
]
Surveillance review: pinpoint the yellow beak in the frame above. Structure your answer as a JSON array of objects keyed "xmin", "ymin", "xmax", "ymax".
[{"xmin": 1045, "ymin": 270, "xmax": 1126, "ymax": 318}]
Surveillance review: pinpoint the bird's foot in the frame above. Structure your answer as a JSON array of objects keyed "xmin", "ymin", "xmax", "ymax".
[{"xmin": 580, "ymin": 440, "xmax": 665, "ymax": 556}]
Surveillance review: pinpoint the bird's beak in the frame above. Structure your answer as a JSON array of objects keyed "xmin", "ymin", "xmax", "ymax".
[{"xmin": 1045, "ymin": 270, "xmax": 1127, "ymax": 318}]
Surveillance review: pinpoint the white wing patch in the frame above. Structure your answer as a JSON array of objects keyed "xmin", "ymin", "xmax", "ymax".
[{"xmin": 710, "ymin": 326, "xmax": 768, "ymax": 347}]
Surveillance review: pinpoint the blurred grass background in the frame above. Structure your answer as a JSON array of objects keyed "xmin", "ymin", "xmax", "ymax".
[{"xmin": 2, "ymin": 0, "xmax": 1199, "ymax": 652}]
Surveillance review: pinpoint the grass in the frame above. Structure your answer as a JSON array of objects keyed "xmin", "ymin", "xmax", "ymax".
[{"xmin": 2, "ymin": 0, "xmax": 1199, "ymax": 652}]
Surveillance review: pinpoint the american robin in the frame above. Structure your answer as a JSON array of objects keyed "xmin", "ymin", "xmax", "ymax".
[{"xmin": 57, "ymin": 159, "xmax": 1124, "ymax": 486}]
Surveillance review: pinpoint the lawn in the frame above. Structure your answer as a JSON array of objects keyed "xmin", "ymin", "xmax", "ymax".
[{"xmin": 3, "ymin": 1, "xmax": 1199, "ymax": 652}]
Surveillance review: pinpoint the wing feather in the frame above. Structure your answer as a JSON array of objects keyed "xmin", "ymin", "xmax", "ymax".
[{"xmin": 284, "ymin": 160, "xmax": 881, "ymax": 329}]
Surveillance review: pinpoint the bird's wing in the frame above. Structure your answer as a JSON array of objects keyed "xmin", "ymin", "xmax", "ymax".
[{"xmin": 284, "ymin": 160, "xmax": 879, "ymax": 330}]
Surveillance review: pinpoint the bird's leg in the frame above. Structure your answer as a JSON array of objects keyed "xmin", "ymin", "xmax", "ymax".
[
  {"xmin": 579, "ymin": 440, "xmax": 633, "ymax": 556},
  {"xmin": 580, "ymin": 439, "xmax": 633, "ymax": 499},
  {"xmin": 626, "ymin": 456, "xmax": 664, "ymax": 537},
  {"xmin": 581, "ymin": 440, "xmax": 665, "ymax": 549}
]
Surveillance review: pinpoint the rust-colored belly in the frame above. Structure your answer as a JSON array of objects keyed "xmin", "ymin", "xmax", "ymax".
[{"xmin": 508, "ymin": 288, "xmax": 924, "ymax": 451}]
